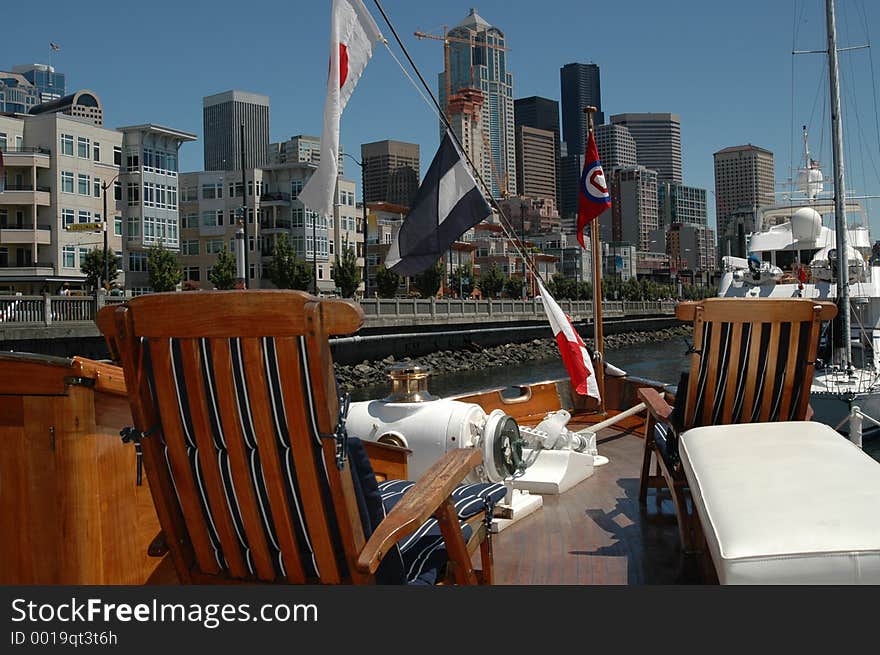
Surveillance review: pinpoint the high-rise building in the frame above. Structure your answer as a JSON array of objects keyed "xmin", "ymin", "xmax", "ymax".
[
  {"xmin": 610, "ymin": 113, "xmax": 682, "ymax": 183},
  {"xmin": 658, "ymin": 182, "xmax": 708, "ymax": 229},
  {"xmin": 514, "ymin": 126, "xmax": 556, "ymax": 206},
  {"xmin": 361, "ymin": 140, "xmax": 420, "ymax": 208},
  {"xmin": 560, "ymin": 63, "xmax": 604, "ymax": 156},
  {"xmin": 203, "ymin": 90, "xmax": 269, "ymax": 171},
  {"xmin": 12, "ymin": 64, "xmax": 65, "ymax": 103},
  {"xmin": 267, "ymin": 134, "xmax": 345, "ymax": 172},
  {"xmin": 0, "ymin": 111, "xmax": 123, "ymax": 292},
  {"xmin": 595, "ymin": 123, "xmax": 638, "ymax": 170},
  {"xmin": 713, "ymin": 144, "xmax": 775, "ymax": 253},
  {"xmin": 558, "ymin": 152, "xmax": 583, "ymax": 229},
  {"xmin": 665, "ymin": 222, "xmax": 716, "ymax": 275},
  {"xmin": 515, "ymin": 96, "xmax": 561, "ymax": 209},
  {"xmin": 0, "ymin": 71, "xmax": 39, "ymax": 114},
  {"xmin": 447, "ymin": 87, "xmax": 486, "ymax": 188},
  {"xmin": 441, "ymin": 9, "xmax": 516, "ymax": 198},
  {"xmin": 610, "ymin": 166, "xmax": 659, "ymax": 253},
  {"xmin": 118, "ymin": 124, "xmax": 197, "ymax": 293}
]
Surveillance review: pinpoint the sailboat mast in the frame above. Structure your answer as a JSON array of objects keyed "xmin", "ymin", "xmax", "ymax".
[{"xmin": 826, "ymin": 0, "xmax": 852, "ymax": 368}]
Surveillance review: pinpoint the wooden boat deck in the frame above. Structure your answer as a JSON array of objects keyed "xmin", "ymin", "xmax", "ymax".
[{"xmin": 492, "ymin": 428, "xmax": 687, "ymax": 585}]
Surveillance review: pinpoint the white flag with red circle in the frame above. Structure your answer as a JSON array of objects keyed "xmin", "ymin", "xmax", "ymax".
[
  {"xmin": 537, "ymin": 278, "xmax": 601, "ymax": 400},
  {"xmin": 299, "ymin": 0, "xmax": 383, "ymax": 219}
]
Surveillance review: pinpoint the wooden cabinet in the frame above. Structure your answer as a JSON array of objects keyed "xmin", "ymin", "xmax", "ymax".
[{"xmin": 0, "ymin": 353, "xmax": 164, "ymax": 584}]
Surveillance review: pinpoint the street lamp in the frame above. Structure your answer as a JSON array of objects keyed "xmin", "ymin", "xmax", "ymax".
[
  {"xmin": 101, "ymin": 172, "xmax": 121, "ymax": 291},
  {"xmin": 341, "ymin": 152, "xmax": 368, "ymax": 299}
]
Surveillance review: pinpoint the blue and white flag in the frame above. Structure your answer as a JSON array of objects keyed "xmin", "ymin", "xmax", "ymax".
[{"xmin": 386, "ymin": 131, "xmax": 491, "ymax": 276}]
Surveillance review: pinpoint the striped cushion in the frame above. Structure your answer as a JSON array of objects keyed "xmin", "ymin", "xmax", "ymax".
[{"xmin": 378, "ymin": 479, "xmax": 506, "ymax": 585}]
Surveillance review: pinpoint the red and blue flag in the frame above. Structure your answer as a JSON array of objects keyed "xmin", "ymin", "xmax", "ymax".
[{"xmin": 576, "ymin": 129, "xmax": 611, "ymax": 249}]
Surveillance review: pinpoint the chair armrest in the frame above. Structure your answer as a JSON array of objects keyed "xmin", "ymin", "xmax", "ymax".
[
  {"xmin": 638, "ymin": 387, "xmax": 674, "ymax": 422},
  {"xmin": 356, "ymin": 448, "xmax": 482, "ymax": 575},
  {"xmin": 362, "ymin": 440, "xmax": 411, "ymax": 481}
]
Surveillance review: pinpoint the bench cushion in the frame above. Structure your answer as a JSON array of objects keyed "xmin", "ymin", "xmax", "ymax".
[{"xmin": 680, "ymin": 421, "xmax": 880, "ymax": 584}]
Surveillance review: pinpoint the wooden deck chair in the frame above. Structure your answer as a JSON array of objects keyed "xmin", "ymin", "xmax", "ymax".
[
  {"xmin": 637, "ymin": 298, "xmax": 837, "ymax": 554},
  {"xmin": 104, "ymin": 290, "xmax": 502, "ymax": 585}
]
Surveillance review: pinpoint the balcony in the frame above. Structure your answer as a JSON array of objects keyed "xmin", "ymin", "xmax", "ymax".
[
  {"xmin": 259, "ymin": 192, "xmax": 291, "ymax": 206},
  {"xmin": 0, "ymin": 185, "xmax": 52, "ymax": 206},
  {"xmin": 0, "ymin": 147, "xmax": 51, "ymax": 169},
  {"xmin": 0, "ymin": 225, "xmax": 53, "ymax": 245},
  {"xmin": 260, "ymin": 219, "xmax": 292, "ymax": 231},
  {"xmin": 0, "ymin": 265, "xmax": 55, "ymax": 279}
]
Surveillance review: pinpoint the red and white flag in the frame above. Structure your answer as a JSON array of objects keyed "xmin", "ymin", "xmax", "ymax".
[
  {"xmin": 576, "ymin": 129, "xmax": 611, "ymax": 249},
  {"xmin": 537, "ymin": 278, "xmax": 600, "ymax": 400},
  {"xmin": 299, "ymin": 0, "xmax": 383, "ymax": 219}
]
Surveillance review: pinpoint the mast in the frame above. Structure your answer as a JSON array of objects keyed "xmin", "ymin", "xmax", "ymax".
[
  {"xmin": 585, "ymin": 106, "xmax": 606, "ymax": 412},
  {"xmin": 826, "ymin": 0, "xmax": 852, "ymax": 369}
]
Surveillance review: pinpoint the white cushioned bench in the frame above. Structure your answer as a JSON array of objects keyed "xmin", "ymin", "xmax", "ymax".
[{"xmin": 680, "ymin": 421, "xmax": 880, "ymax": 584}]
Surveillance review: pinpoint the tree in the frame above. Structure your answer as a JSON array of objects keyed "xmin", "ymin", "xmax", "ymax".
[
  {"xmin": 208, "ymin": 246, "xmax": 238, "ymax": 290},
  {"xmin": 548, "ymin": 272, "xmax": 577, "ymax": 299},
  {"xmin": 412, "ymin": 261, "xmax": 444, "ymax": 298},
  {"xmin": 504, "ymin": 274, "xmax": 524, "ymax": 299},
  {"xmin": 267, "ymin": 234, "xmax": 313, "ymax": 291},
  {"xmin": 478, "ymin": 264, "xmax": 505, "ymax": 298},
  {"xmin": 374, "ymin": 265, "xmax": 401, "ymax": 298},
  {"xmin": 450, "ymin": 264, "xmax": 475, "ymax": 297},
  {"xmin": 147, "ymin": 241, "xmax": 182, "ymax": 292},
  {"xmin": 332, "ymin": 238, "xmax": 361, "ymax": 298},
  {"xmin": 80, "ymin": 247, "xmax": 120, "ymax": 290},
  {"xmin": 576, "ymin": 281, "xmax": 593, "ymax": 300}
]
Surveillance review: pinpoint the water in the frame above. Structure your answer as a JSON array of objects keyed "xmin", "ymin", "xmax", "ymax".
[{"xmin": 349, "ymin": 338, "xmax": 691, "ymax": 402}]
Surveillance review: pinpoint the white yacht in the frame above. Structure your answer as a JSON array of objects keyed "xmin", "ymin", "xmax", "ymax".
[{"xmin": 719, "ymin": 133, "xmax": 880, "ymax": 444}]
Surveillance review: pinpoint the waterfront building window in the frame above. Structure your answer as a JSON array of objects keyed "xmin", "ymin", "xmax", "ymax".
[
  {"xmin": 182, "ymin": 213, "xmax": 198, "ymax": 228},
  {"xmin": 114, "ymin": 180, "xmax": 122, "ymax": 201},
  {"xmin": 93, "ymin": 142, "xmax": 100, "ymax": 162},
  {"xmin": 183, "ymin": 266, "xmax": 200, "ymax": 282},
  {"xmin": 77, "ymin": 174, "xmax": 90, "ymax": 195},
  {"xmin": 0, "ymin": 133, "xmax": 7, "ymax": 151},
  {"xmin": 128, "ymin": 251, "xmax": 148, "ymax": 272},
  {"xmin": 291, "ymin": 179, "xmax": 303, "ymax": 198},
  {"xmin": 114, "ymin": 217, "xmax": 122, "ymax": 236},
  {"xmin": 143, "ymin": 182, "xmax": 155, "ymax": 206},
  {"xmin": 61, "ymin": 171, "xmax": 74, "ymax": 193},
  {"xmin": 292, "ymin": 206, "xmax": 304, "ymax": 228},
  {"xmin": 202, "ymin": 183, "xmax": 222, "ymax": 199},
  {"xmin": 77, "ymin": 137, "xmax": 90, "ymax": 159},
  {"xmin": 78, "ymin": 210, "xmax": 91, "ymax": 223},
  {"xmin": 78, "ymin": 247, "xmax": 89, "ymax": 266},
  {"xmin": 127, "ymin": 218, "xmax": 140, "ymax": 238},
  {"xmin": 205, "ymin": 239, "xmax": 224, "ymax": 254},
  {"xmin": 62, "ymin": 246, "xmax": 75, "ymax": 268},
  {"xmin": 143, "ymin": 148, "xmax": 154, "ymax": 170},
  {"xmin": 62, "ymin": 208, "xmax": 74, "ymax": 227},
  {"xmin": 127, "ymin": 183, "xmax": 140, "ymax": 206},
  {"xmin": 113, "ymin": 146, "xmax": 122, "ymax": 166},
  {"xmin": 61, "ymin": 134, "xmax": 74, "ymax": 156},
  {"xmin": 182, "ymin": 239, "xmax": 199, "ymax": 256},
  {"xmin": 201, "ymin": 211, "xmax": 219, "ymax": 227},
  {"xmin": 94, "ymin": 179, "xmax": 101, "ymax": 197}
]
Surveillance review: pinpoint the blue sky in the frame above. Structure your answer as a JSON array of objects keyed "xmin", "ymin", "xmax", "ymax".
[{"xmin": 4, "ymin": 0, "xmax": 880, "ymax": 232}]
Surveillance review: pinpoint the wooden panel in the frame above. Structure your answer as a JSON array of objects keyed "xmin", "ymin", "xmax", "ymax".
[
  {"xmin": 455, "ymin": 382, "xmax": 563, "ymax": 423},
  {"xmin": 0, "ymin": 354, "xmax": 73, "ymax": 396},
  {"xmin": 240, "ymin": 337, "xmax": 307, "ymax": 583},
  {"xmin": 73, "ymin": 357, "xmax": 127, "ymax": 396},
  {"xmin": 148, "ymin": 338, "xmax": 221, "ymax": 575},
  {"xmin": 208, "ymin": 338, "xmax": 277, "ymax": 582},
  {"xmin": 178, "ymin": 339, "xmax": 248, "ymax": 578},
  {"xmin": 698, "ymin": 298, "xmax": 836, "ymax": 324},
  {"xmin": 796, "ymin": 313, "xmax": 823, "ymax": 419}
]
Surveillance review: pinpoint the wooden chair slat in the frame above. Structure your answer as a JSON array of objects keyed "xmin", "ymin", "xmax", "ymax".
[
  {"xmin": 683, "ymin": 307, "xmax": 705, "ymax": 427},
  {"xmin": 759, "ymin": 322, "xmax": 782, "ymax": 422},
  {"xmin": 114, "ymin": 308, "xmax": 195, "ymax": 582},
  {"xmin": 778, "ymin": 322, "xmax": 802, "ymax": 420},
  {"xmin": 147, "ymin": 338, "xmax": 221, "ymax": 575},
  {"xmin": 239, "ymin": 338, "xmax": 307, "ymax": 584},
  {"xmin": 273, "ymin": 337, "xmax": 343, "ymax": 583},
  {"xmin": 700, "ymin": 321, "xmax": 724, "ymax": 426},
  {"xmin": 207, "ymin": 338, "xmax": 277, "ymax": 582},
  {"xmin": 177, "ymin": 339, "xmax": 249, "ymax": 579},
  {"xmin": 796, "ymin": 309, "xmax": 824, "ymax": 419},
  {"xmin": 721, "ymin": 323, "xmax": 743, "ymax": 424},
  {"xmin": 741, "ymin": 322, "xmax": 764, "ymax": 423}
]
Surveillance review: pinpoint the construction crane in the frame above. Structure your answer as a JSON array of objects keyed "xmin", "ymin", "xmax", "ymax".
[{"xmin": 415, "ymin": 28, "xmax": 510, "ymax": 198}]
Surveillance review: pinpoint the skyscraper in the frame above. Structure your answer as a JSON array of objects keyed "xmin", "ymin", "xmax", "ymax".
[
  {"xmin": 202, "ymin": 90, "xmax": 269, "ymax": 171},
  {"xmin": 610, "ymin": 113, "xmax": 682, "ymax": 183},
  {"xmin": 658, "ymin": 182, "xmax": 708, "ymax": 229},
  {"xmin": 560, "ymin": 62, "xmax": 604, "ymax": 156},
  {"xmin": 594, "ymin": 123, "xmax": 638, "ymax": 170},
  {"xmin": 713, "ymin": 144, "xmax": 775, "ymax": 255},
  {"xmin": 12, "ymin": 64, "xmax": 65, "ymax": 103},
  {"xmin": 515, "ymin": 96, "xmax": 561, "ymax": 210},
  {"xmin": 514, "ymin": 126, "xmax": 557, "ymax": 207},
  {"xmin": 610, "ymin": 166, "xmax": 659, "ymax": 253},
  {"xmin": 441, "ymin": 9, "xmax": 516, "ymax": 198},
  {"xmin": 360, "ymin": 140, "xmax": 420, "ymax": 208}
]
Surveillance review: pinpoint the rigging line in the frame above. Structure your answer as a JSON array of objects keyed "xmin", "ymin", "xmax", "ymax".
[
  {"xmin": 857, "ymin": 0, "xmax": 880, "ymax": 161},
  {"xmin": 371, "ymin": 0, "xmax": 547, "ymax": 286}
]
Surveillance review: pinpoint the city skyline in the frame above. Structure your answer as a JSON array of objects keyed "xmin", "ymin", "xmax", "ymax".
[{"xmin": 4, "ymin": 0, "xmax": 880, "ymax": 235}]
